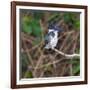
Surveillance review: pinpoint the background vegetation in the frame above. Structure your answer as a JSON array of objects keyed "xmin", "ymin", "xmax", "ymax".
[{"xmin": 20, "ymin": 9, "xmax": 80, "ymax": 78}]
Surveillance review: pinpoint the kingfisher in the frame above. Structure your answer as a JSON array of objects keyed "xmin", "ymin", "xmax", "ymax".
[{"xmin": 44, "ymin": 24, "xmax": 63, "ymax": 49}]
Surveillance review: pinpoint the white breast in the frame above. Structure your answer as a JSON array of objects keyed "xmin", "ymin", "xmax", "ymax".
[{"xmin": 45, "ymin": 29, "xmax": 58, "ymax": 49}]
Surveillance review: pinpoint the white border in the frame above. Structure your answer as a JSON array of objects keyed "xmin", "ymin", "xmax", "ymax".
[{"xmin": 16, "ymin": 6, "xmax": 85, "ymax": 85}]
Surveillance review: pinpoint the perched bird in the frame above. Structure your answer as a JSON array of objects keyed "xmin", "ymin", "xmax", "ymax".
[{"xmin": 44, "ymin": 24, "xmax": 63, "ymax": 49}]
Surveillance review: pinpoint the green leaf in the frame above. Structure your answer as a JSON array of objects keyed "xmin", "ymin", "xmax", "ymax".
[
  {"xmin": 31, "ymin": 19, "xmax": 42, "ymax": 37},
  {"xmin": 68, "ymin": 58, "xmax": 80, "ymax": 75},
  {"xmin": 76, "ymin": 49, "xmax": 80, "ymax": 53},
  {"xmin": 20, "ymin": 53, "xmax": 29, "ymax": 78},
  {"xmin": 74, "ymin": 20, "xmax": 80, "ymax": 30},
  {"xmin": 64, "ymin": 13, "xmax": 71, "ymax": 23},
  {"xmin": 22, "ymin": 23, "xmax": 32, "ymax": 34},
  {"xmin": 72, "ymin": 64, "xmax": 80, "ymax": 75},
  {"xmin": 71, "ymin": 59, "xmax": 80, "ymax": 75},
  {"xmin": 24, "ymin": 71, "xmax": 33, "ymax": 78},
  {"xmin": 22, "ymin": 16, "xmax": 32, "ymax": 34},
  {"xmin": 21, "ymin": 53, "xmax": 29, "ymax": 66}
]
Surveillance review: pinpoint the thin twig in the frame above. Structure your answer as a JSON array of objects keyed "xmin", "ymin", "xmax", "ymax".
[
  {"xmin": 38, "ymin": 58, "xmax": 66, "ymax": 69},
  {"xmin": 33, "ymin": 54, "xmax": 43, "ymax": 76},
  {"xmin": 52, "ymin": 48, "xmax": 80, "ymax": 59},
  {"xmin": 62, "ymin": 32, "xmax": 79, "ymax": 53},
  {"xmin": 22, "ymin": 39, "xmax": 34, "ymax": 67}
]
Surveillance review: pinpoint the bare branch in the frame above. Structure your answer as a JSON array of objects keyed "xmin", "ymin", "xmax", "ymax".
[
  {"xmin": 22, "ymin": 39, "xmax": 34, "ymax": 67},
  {"xmin": 52, "ymin": 48, "xmax": 80, "ymax": 59}
]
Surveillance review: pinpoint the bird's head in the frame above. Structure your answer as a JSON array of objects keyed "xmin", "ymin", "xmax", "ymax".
[
  {"xmin": 48, "ymin": 24, "xmax": 63, "ymax": 32},
  {"xmin": 45, "ymin": 24, "xmax": 62, "ymax": 43},
  {"xmin": 44, "ymin": 24, "xmax": 64, "ymax": 49}
]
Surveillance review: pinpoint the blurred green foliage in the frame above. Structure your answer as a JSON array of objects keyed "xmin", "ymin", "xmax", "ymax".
[
  {"xmin": 20, "ymin": 53, "xmax": 29, "ymax": 78},
  {"xmin": 33, "ymin": 11, "xmax": 44, "ymax": 20},
  {"xmin": 22, "ymin": 15, "xmax": 32, "ymax": 34},
  {"xmin": 48, "ymin": 13, "xmax": 61, "ymax": 24},
  {"xmin": 24, "ymin": 71, "xmax": 33, "ymax": 78},
  {"xmin": 30, "ymin": 19, "xmax": 42, "ymax": 37},
  {"xmin": 63, "ymin": 13, "xmax": 80, "ymax": 30},
  {"xmin": 73, "ymin": 64, "xmax": 80, "ymax": 75},
  {"xmin": 68, "ymin": 59, "xmax": 80, "ymax": 75},
  {"xmin": 21, "ymin": 53, "xmax": 33, "ymax": 78},
  {"xmin": 22, "ymin": 13, "xmax": 43, "ymax": 37},
  {"xmin": 72, "ymin": 59, "xmax": 80, "ymax": 75}
]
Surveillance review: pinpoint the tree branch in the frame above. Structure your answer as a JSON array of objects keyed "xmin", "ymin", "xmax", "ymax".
[{"xmin": 52, "ymin": 48, "xmax": 80, "ymax": 59}]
